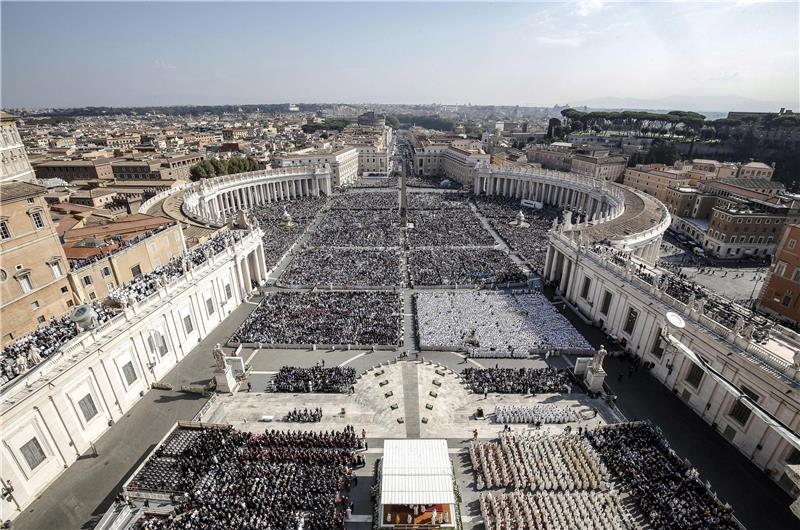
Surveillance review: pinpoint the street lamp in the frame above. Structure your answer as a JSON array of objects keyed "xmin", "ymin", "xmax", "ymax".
[{"xmin": 661, "ymin": 311, "xmax": 800, "ymax": 452}]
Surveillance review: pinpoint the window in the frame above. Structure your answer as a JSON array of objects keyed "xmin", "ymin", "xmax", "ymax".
[
  {"xmin": 20, "ymin": 437, "xmax": 46, "ymax": 471},
  {"xmin": 789, "ymin": 239, "xmax": 797, "ymax": 249},
  {"xmin": 225, "ymin": 283, "xmax": 232, "ymax": 300},
  {"xmin": 580, "ymin": 278, "xmax": 592, "ymax": 300},
  {"xmin": 30, "ymin": 300, "xmax": 39, "ymax": 309},
  {"xmin": 18, "ymin": 274, "xmax": 32, "ymax": 293},
  {"xmin": 88, "ymin": 292, "xmax": 96, "ymax": 300},
  {"xmin": 783, "ymin": 290, "xmax": 793, "ymax": 307},
  {"xmin": 121, "ymin": 361, "xmax": 137, "ymax": 386},
  {"xmin": 81, "ymin": 275, "xmax": 93, "ymax": 287},
  {"xmin": 600, "ymin": 291, "xmax": 612, "ymax": 315},
  {"xmin": 147, "ymin": 330, "xmax": 169, "ymax": 357},
  {"xmin": 623, "ymin": 308, "xmax": 638, "ymax": 335},
  {"xmin": 206, "ymin": 298, "xmax": 215, "ymax": 315},
  {"xmin": 37, "ymin": 315, "xmax": 46, "ymax": 323},
  {"xmin": 77, "ymin": 393, "xmax": 99, "ymax": 422},
  {"xmin": 0, "ymin": 221, "xmax": 10, "ymax": 240},
  {"xmin": 30, "ymin": 211, "xmax": 45, "ymax": 230},
  {"xmin": 183, "ymin": 314, "xmax": 194, "ymax": 335},
  {"xmin": 131, "ymin": 264, "xmax": 142, "ymax": 278},
  {"xmin": 729, "ymin": 387, "xmax": 758, "ymax": 426},
  {"xmin": 650, "ymin": 328, "xmax": 665, "ymax": 358},
  {"xmin": 60, "ymin": 286, "xmax": 69, "ymax": 293},
  {"xmin": 50, "ymin": 261, "xmax": 63, "ymax": 278},
  {"xmin": 776, "ymin": 262, "xmax": 787, "ymax": 276},
  {"xmin": 101, "ymin": 266, "xmax": 112, "ymax": 277},
  {"xmin": 793, "ymin": 269, "xmax": 800, "ymax": 283},
  {"xmin": 685, "ymin": 363, "xmax": 704, "ymax": 388}
]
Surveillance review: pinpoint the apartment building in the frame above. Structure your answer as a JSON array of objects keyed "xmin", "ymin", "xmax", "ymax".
[
  {"xmin": 623, "ymin": 164, "xmax": 694, "ymax": 202},
  {"xmin": 759, "ymin": 224, "xmax": 800, "ymax": 322},
  {"xmin": 0, "ymin": 182, "xmax": 73, "ymax": 345},
  {"xmin": 273, "ymin": 147, "xmax": 359, "ymax": 186},
  {"xmin": 34, "ymin": 158, "xmax": 116, "ymax": 182},
  {"xmin": 63, "ymin": 216, "xmax": 184, "ymax": 302},
  {"xmin": 1, "ymin": 112, "xmax": 36, "ymax": 184}
]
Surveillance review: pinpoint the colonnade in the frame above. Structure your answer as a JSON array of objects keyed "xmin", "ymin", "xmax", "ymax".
[
  {"xmin": 181, "ymin": 165, "xmax": 333, "ymax": 225},
  {"xmin": 473, "ymin": 168, "xmax": 624, "ymax": 223}
]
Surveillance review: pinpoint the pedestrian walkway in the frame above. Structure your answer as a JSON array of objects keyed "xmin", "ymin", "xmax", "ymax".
[
  {"xmin": 403, "ymin": 362, "xmax": 421, "ymax": 438},
  {"xmin": 12, "ymin": 299, "xmax": 261, "ymax": 530}
]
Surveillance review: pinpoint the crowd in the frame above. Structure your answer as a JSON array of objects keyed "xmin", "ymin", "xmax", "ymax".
[
  {"xmin": 480, "ymin": 491, "xmax": 632, "ymax": 530},
  {"xmin": 231, "ymin": 291, "xmax": 402, "ymax": 346},
  {"xmin": 132, "ymin": 426, "xmax": 362, "ymax": 530},
  {"xmin": 462, "ymin": 367, "xmax": 572, "ymax": 394},
  {"xmin": 406, "ymin": 210, "xmax": 495, "ymax": 247},
  {"xmin": 330, "ymin": 191, "xmax": 398, "ymax": 210},
  {"xmin": 284, "ymin": 407, "xmax": 323, "ymax": 422},
  {"xmin": 416, "ymin": 291, "xmax": 591, "ymax": 357},
  {"xmin": 475, "ymin": 196, "xmax": 559, "ymax": 274},
  {"xmin": 474, "ymin": 431, "xmax": 632, "ymax": 529},
  {"xmin": 596, "ymin": 245, "xmax": 774, "ymax": 341},
  {"xmin": 409, "ymin": 249, "xmax": 525, "ymax": 287},
  {"xmin": 406, "ymin": 192, "xmax": 470, "ymax": 210},
  {"xmin": 351, "ymin": 176, "xmax": 398, "ymax": 188},
  {"xmin": 586, "ymin": 423, "xmax": 738, "ymax": 529},
  {"xmin": 68, "ymin": 225, "xmax": 171, "ymax": 271},
  {"xmin": 279, "ymin": 248, "xmax": 401, "ymax": 287},
  {"xmin": 311, "ymin": 210, "xmax": 401, "ymax": 247},
  {"xmin": 495, "ymin": 404, "xmax": 579, "ymax": 425},
  {"xmin": 273, "ymin": 366, "xmax": 357, "ymax": 393},
  {"xmin": 1, "ymin": 302, "xmax": 115, "ymax": 386},
  {"xmin": 108, "ymin": 231, "xmax": 243, "ymax": 306},
  {"xmin": 406, "ymin": 175, "xmax": 462, "ymax": 189},
  {"xmin": 249, "ymin": 196, "xmax": 328, "ymax": 270}
]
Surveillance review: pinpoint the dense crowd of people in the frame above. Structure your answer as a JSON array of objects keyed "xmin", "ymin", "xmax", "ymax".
[
  {"xmin": 408, "ymin": 249, "xmax": 525, "ymax": 287},
  {"xmin": 416, "ymin": 292, "xmax": 591, "ymax": 357},
  {"xmin": 248, "ymin": 196, "xmax": 328, "ymax": 269},
  {"xmin": 108, "ymin": 231, "xmax": 243, "ymax": 306},
  {"xmin": 273, "ymin": 366, "xmax": 357, "ymax": 393},
  {"xmin": 596, "ymin": 245, "xmax": 773, "ymax": 342},
  {"xmin": 475, "ymin": 196, "xmax": 559, "ymax": 274},
  {"xmin": 279, "ymin": 248, "xmax": 401, "ymax": 287},
  {"xmin": 406, "ymin": 175, "xmax": 462, "ymax": 189},
  {"xmin": 68, "ymin": 225, "xmax": 172, "ymax": 271},
  {"xmin": 406, "ymin": 192, "xmax": 470, "ymax": 210},
  {"xmin": 586, "ymin": 423, "xmax": 738, "ymax": 529},
  {"xmin": 495, "ymin": 404, "xmax": 579, "ymax": 425},
  {"xmin": 480, "ymin": 491, "xmax": 632, "ymax": 530},
  {"xmin": 231, "ymin": 292, "xmax": 402, "ymax": 345},
  {"xmin": 311, "ymin": 210, "xmax": 401, "ymax": 247},
  {"xmin": 284, "ymin": 407, "xmax": 323, "ymax": 422},
  {"xmin": 351, "ymin": 176, "xmax": 398, "ymax": 188},
  {"xmin": 462, "ymin": 367, "xmax": 572, "ymax": 394},
  {"xmin": 474, "ymin": 431, "xmax": 631, "ymax": 529},
  {"xmin": 1, "ymin": 302, "xmax": 115, "ymax": 386},
  {"xmin": 406, "ymin": 210, "xmax": 495, "ymax": 247},
  {"xmin": 330, "ymin": 191, "xmax": 398, "ymax": 210},
  {"xmin": 132, "ymin": 426, "xmax": 362, "ymax": 530}
]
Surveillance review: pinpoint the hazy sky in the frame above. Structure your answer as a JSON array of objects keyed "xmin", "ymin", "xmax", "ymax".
[{"xmin": 2, "ymin": 1, "xmax": 798, "ymax": 111}]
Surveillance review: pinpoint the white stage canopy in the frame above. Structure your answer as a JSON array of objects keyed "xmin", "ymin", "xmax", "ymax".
[{"xmin": 381, "ymin": 439, "xmax": 455, "ymax": 505}]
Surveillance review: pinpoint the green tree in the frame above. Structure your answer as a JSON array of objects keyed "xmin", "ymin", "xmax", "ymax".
[{"xmin": 386, "ymin": 115, "xmax": 400, "ymax": 129}]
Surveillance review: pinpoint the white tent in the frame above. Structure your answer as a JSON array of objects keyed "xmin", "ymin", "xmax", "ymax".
[{"xmin": 380, "ymin": 439, "xmax": 455, "ymax": 506}]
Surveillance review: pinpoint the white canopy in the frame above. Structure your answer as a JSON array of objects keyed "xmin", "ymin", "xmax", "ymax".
[{"xmin": 380, "ymin": 439, "xmax": 455, "ymax": 505}]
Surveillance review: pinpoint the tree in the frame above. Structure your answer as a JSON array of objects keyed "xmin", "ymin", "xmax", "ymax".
[
  {"xmin": 386, "ymin": 115, "xmax": 400, "ymax": 129},
  {"xmin": 546, "ymin": 118, "xmax": 563, "ymax": 139}
]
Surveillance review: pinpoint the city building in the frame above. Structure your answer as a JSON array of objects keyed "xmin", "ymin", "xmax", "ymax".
[
  {"xmin": 0, "ymin": 182, "xmax": 74, "ymax": 345},
  {"xmin": 758, "ymin": 224, "xmax": 800, "ymax": 323},
  {"xmin": 62, "ymin": 215, "xmax": 184, "ymax": 302},
  {"xmin": 33, "ymin": 159, "xmax": 116, "ymax": 182},
  {"xmin": 273, "ymin": 147, "xmax": 359, "ymax": 186},
  {"xmin": 1, "ymin": 112, "xmax": 36, "ymax": 184}
]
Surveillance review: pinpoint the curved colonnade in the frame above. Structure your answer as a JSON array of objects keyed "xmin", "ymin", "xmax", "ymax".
[{"xmin": 180, "ymin": 165, "xmax": 333, "ymax": 226}]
